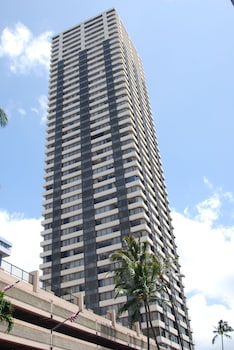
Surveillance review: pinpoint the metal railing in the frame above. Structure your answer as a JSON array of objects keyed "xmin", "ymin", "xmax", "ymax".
[
  {"xmin": 1, "ymin": 259, "xmax": 80, "ymax": 307},
  {"xmin": 1, "ymin": 259, "xmax": 33, "ymax": 284}
]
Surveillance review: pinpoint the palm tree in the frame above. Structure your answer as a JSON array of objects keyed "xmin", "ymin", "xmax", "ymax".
[
  {"xmin": 0, "ymin": 290, "xmax": 14, "ymax": 332},
  {"xmin": 212, "ymin": 320, "xmax": 233, "ymax": 350},
  {"xmin": 0, "ymin": 108, "xmax": 8, "ymax": 127},
  {"xmin": 110, "ymin": 235, "xmax": 168, "ymax": 350}
]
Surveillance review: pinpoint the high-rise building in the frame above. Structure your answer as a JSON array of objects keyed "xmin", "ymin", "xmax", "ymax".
[{"xmin": 40, "ymin": 9, "xmax": 194, "ymax": 349}]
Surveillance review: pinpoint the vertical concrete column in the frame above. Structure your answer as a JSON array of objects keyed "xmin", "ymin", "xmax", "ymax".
[
  {"xmin": 77, "ymin": 292, "xmax": 84, "ymax": 311},
  {"xmin": 80, "ymin": 23, "xmax": 85, "ymax": 50},
  {"xmin": 30, "ymin": 270, "xmax": 40, "ymax": 292},
  {"xmin": 107, "ymin": 310, "xmax": 116, "ymax": 328},
  {"xmin": 134, "ymin": 322, "xmax": 140, "ymax": 336}
]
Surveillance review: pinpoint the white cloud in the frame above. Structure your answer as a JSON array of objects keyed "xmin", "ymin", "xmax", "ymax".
[
  {"xmin": 187, "ymin": 294, "xmax": 234, "ymax": 350},
  {"xmin": 31, "ymin": 94, "xmax": 48, "ymax": 124},
  {"xmin": 0, "ymin": 22, "xmax": 52, "ymax": 74},
  {"xmin": 15, "ymin": 97, "xmax": 47, "ymax": 123},
  {"xmin": 203, "ymin": 176, "xmax": 213, "ymax": 190},
  {"xmin": 173, "ymin": 210, "xmax": 234, "ymax": 301},
  {"xmin": 172, "ymin": 184, "xmax": 234, "ymax": 350},
  {"xmin": 195, "ymin": 194, "xmax": 221, "ymax": 224},
  {"xmin": 0, "ymin": 23, "xmax": 31, "ymax": 57},
  {"xmin": 0, "ymin": 210, "xmax": 42, "ymax": 272},
  {"xmin": 17, "ymin": 107, "xmax": 26, "ymax": 116},
  {"xmin": 38, "ymin": 95, "xmax": 48, "ymax": 124}
]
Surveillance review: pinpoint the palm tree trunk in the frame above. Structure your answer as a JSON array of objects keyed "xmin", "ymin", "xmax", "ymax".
[
  {"xmin": 166, "ymin": 286, "xmax": 184, "ymax": 350},
  {"xmin": 221, "ymin": 333, "xmax": 224, "ymax": 350},
  {"xmin": 145, "ymin": 301, "xmax": 160, "ymax": 350},
  {"xmin": 144, "ymin": 302, "xmax": 150, "ymax": 350}
]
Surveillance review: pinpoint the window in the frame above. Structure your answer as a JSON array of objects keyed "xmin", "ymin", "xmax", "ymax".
[
  {"xmin": 125, "ymin": 175, "xmax": 138, "ymax": 183},
  {"xmin": 43, "ymin": 255, "xmax": 52, "ymax": 263}
]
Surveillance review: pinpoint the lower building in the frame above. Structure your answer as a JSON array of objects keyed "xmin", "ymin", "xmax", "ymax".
[
  {"xmin": 0, "ymin": 236, "xmax": 12, "ymax": 266},
  {"xmin": 0, "ymin": 264, "xmax": 157, "ymax": 350}
]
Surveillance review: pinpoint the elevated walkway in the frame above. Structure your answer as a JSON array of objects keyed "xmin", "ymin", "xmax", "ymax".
[{"xmin": 0, "ymin": 264, "xmax": 157, "ymax": 350}]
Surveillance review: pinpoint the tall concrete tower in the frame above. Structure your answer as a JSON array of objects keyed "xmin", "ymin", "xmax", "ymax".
[{"xmin": 40, "ymin": 9, "xmax": 193, "ymax": 349}]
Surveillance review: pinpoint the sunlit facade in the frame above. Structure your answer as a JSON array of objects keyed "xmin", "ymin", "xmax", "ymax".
[{"xmin": 40, "ymin": 9, "xmax": 194, "ymax": 349}]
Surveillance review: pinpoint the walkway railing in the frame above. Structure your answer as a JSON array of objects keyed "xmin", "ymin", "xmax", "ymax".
[
  {"xmin": 1, "ymin": 259, "xmax": 33, "ymax": 284},
  {"xmin": 1, "ymin": 259, "xmax": 80, "ymax": 306}
]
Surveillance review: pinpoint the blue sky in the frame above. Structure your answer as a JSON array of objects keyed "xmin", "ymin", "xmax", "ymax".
[{"xmin": 0, "ymin": 1, "xmax": 234, "ymax": 349}]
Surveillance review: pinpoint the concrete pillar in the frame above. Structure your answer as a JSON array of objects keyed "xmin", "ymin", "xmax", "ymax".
[
  {"xmin": 106, "ymin": 310, "xmax": 116, "ymax": 328},
  {"xmin": 77, "ymin": 292, "xmax": 84, "ymax": 311},
  {"xmin": 134, "ymin": 322, "xmax": 141, "ymax": 336},
  {"xmin": 30, "ymin": 270, "xmax": 40, "ymax": 293}
]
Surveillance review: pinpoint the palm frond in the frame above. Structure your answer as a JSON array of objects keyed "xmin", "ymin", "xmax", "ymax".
[
  {"xmin": 110, "ymin": 234, "xmax": 171, "ymax": 349},
  {"xmin": 0, "ymin": 108, "xmax": 8, "ymax": 127},
  {"xmin": 211, "ymin": 334, "xmax": 218, "ymax": 344},
  {"xmin": 224, "ymin": 334, "xmax": 232, "ymax": 339},
  {"xmin": 0, "ymin": 291, "xmax": 14, "ymax": 332}
]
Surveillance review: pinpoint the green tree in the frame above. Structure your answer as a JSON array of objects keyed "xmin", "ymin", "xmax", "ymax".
[
  {"xmin": 212, "ymin": 320, "xmax": 233, "ymax": 350},
  {"xmin": 0, "ymin": 108, "xmax": 8, "ymax": 127},
  {"xmin": 110, "ymin": 235, "xmax": 168, "ymax": 350},
  {"xmin": 0, "ymin": 290, "xmax": 14, "ymax": 332}
]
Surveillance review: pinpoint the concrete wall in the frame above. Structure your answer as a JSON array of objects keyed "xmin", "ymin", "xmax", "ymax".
[{"xmin": 0, "ymin": 269, "xmax": 157, "ymax": 350}]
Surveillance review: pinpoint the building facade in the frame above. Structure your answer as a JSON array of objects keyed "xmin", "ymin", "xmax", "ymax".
[
  {"xmin": 0, "ymin": 236, "xmax": 12, "ymax": 266},
  {"xmin": 40, "ymin": 9, "xmax": 194, "ymax": 349}
]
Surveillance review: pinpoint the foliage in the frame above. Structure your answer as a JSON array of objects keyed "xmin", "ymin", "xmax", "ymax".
[
  {"xmin": 110, "ymin": 234, "xmax": 170, "ymax": 349},
  {"xmin": 0, "ymin": 108, "xmax": 8, "ymax": 127},
  {"xmin": 0, "ymin": 290, "xmax": 14, "ymax": 332},
  {"xmin": 212, "ymin": 320, "xmax": 233, "ymax": 350}
]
